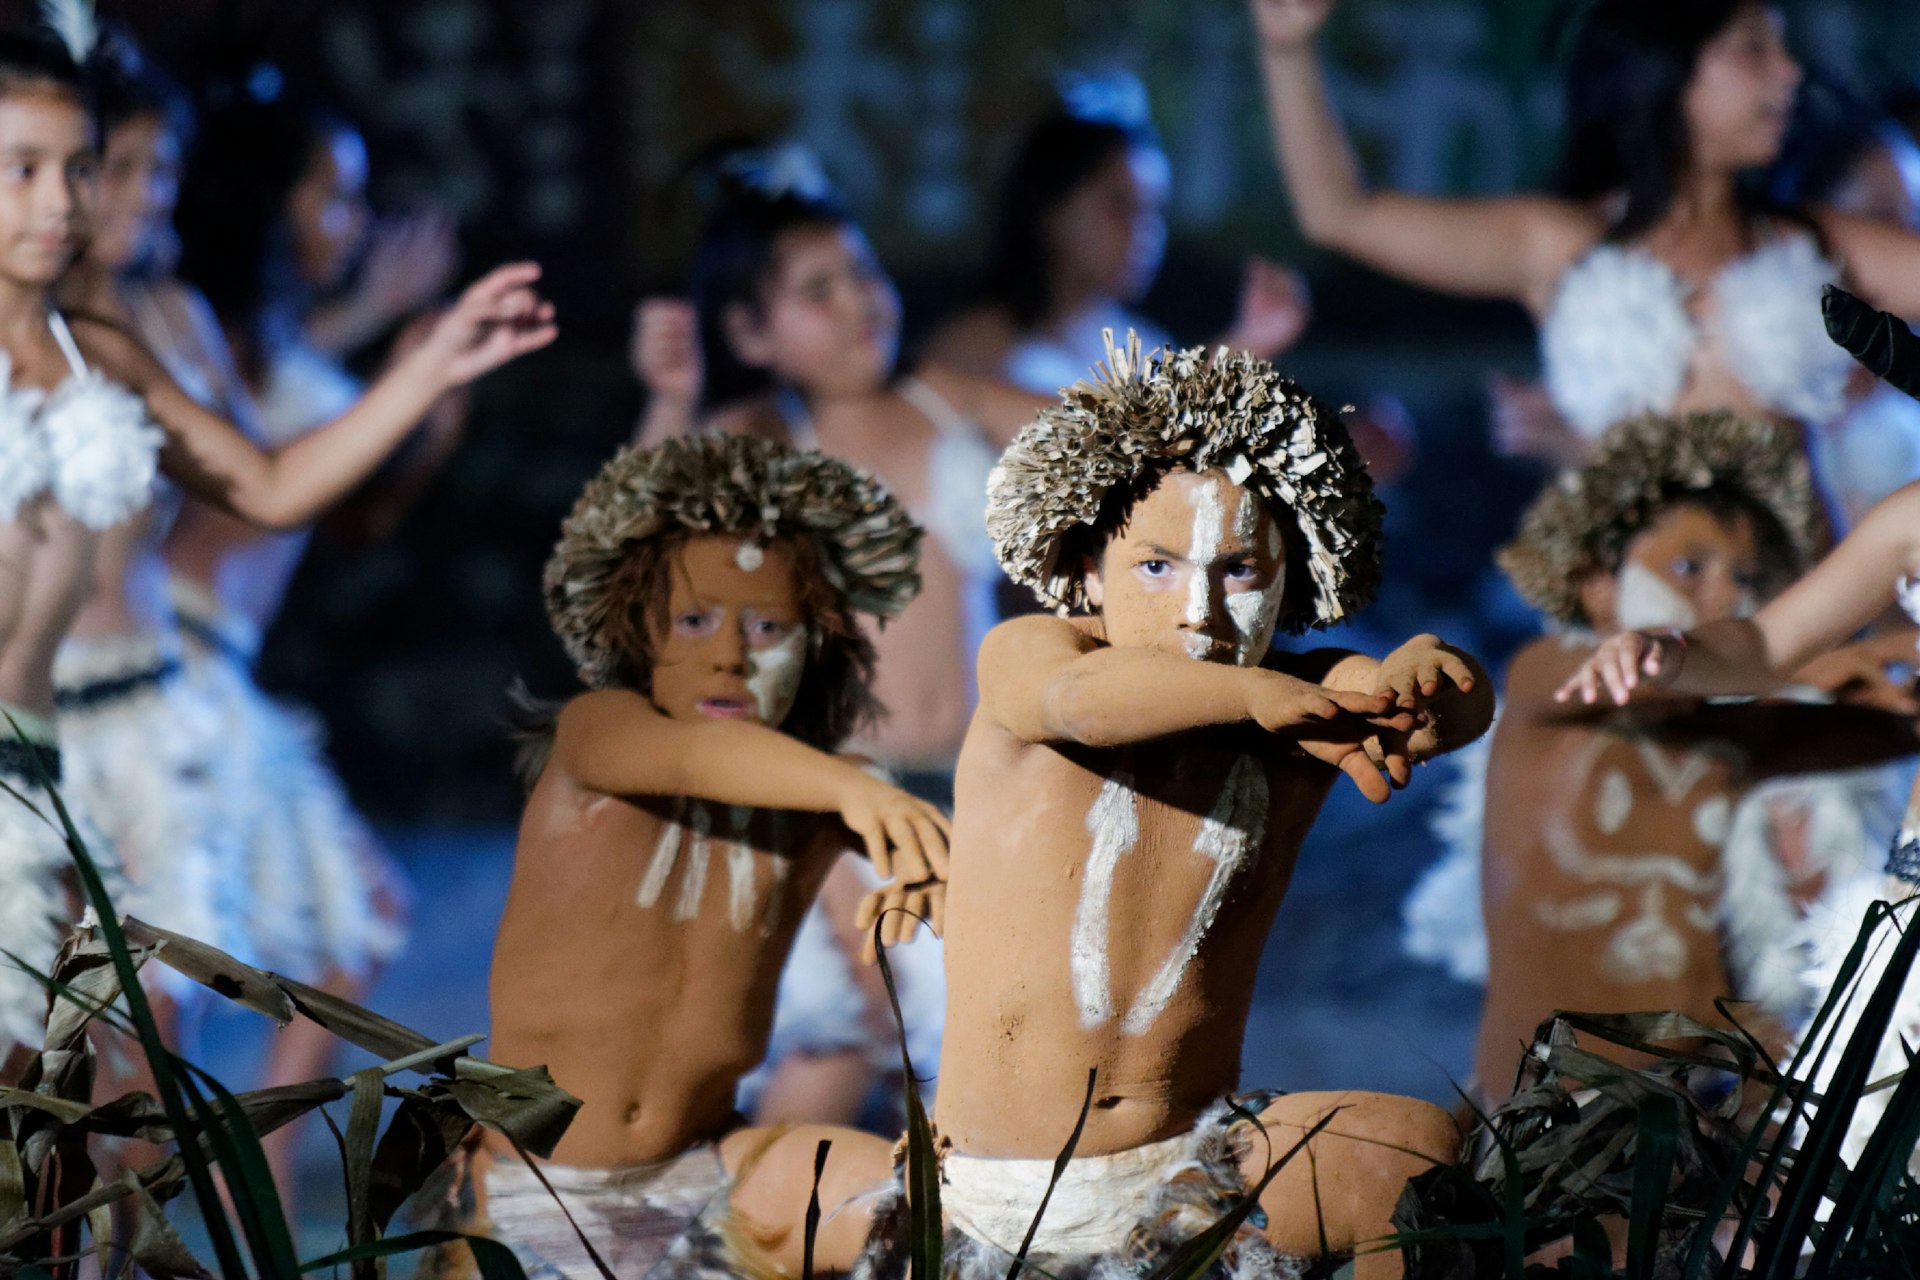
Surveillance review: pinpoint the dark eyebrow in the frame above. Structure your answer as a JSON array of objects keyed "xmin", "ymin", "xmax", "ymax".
[{"xmin": 1139, "ymin": 543, "xmax": 1181, "ymax": 558}]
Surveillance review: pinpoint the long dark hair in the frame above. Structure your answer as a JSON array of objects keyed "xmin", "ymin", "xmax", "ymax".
[
  {"xmin": 1557, "ymin": 0, "xmax": 1796, "ymax": 241},
  {"xmin": 174, "ymin": 87, "xmax": 353, "ymax": 357},
  {"xmin": 980, "ymin": 111, "xmax": 1160, "ymax": 329},
  {"xmin": 686, "ymin": 143, "xmax": 859, "ymax": 408}
]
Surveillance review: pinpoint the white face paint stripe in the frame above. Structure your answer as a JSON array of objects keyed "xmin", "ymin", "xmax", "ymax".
[
  {"xmin": 636, "ymin": 798, "xmax": 687, "ymax": 907},
  {"xmin": 672, "ymin": 803, "xmax": 713, "ymax": 920},
  {"xmin": 1613, "ymin": 562, "xmax": 1700, "ymax": 632},
  {"xmin": 724, "ymin": 805, "xmax": 758, "ymax": 932},
  {"xmin": 1185, "ymin": 480, "xmax": 1226, "ymax": 628},
  {"xmin": 746, "ymin": 628, "xmax": 809, "ymax": 723},
  {"xmin": 1121, "ymin": 756, "xmax": 1268, "ymax": 1036},
  {"xmin": 1071, "ymin": 773, "xmax": 1138, "ymax": 1029}
]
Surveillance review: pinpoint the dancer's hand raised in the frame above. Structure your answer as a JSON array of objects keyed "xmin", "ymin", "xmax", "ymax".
[
  {"xmin": 420, "ymin": 263, "xmax": 559, "ymax": 387},
  {"xmin": 1554, "ymin": 629, "xmax": 1683, "ymax": 706},
  {"xmin": 1250, "ymin": 0, "xmax": 1337, "ymax": 51}
]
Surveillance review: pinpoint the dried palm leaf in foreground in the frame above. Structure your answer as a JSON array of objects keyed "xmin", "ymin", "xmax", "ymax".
[{"xmin": 0, "ymin": 766, "xmax": 585, "ymax": 1280}]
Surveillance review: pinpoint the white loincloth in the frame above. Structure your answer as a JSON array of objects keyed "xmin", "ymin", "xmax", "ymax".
[
  {"xmin": 168, "ymin": 577, "xmax": 407, "ymax": 982},
  {"xmin": 854, "ymin": 1096, "xmax": 1301, "ymax": 1279},
  {"xmin": 481, "ymin": 1147, "xmax": 739, "ymax": 1279}
]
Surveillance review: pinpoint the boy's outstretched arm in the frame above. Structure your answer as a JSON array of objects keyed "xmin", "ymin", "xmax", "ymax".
[
  {"xmin": 554, "ymin": 689, "xmax": 948, "ymax": 878},
  {"xmin": 979, "ymin": 615, "xmax": 1415, "ymax": 799},
  {"xmin": 1556, "ymin": 482, "xmax": 1920, "ymax": 706}
]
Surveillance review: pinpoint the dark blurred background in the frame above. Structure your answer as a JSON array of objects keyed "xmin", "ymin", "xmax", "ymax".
[{"xmin": 27, "ymin": 0, "xmax": 1908, "ymax": 825}]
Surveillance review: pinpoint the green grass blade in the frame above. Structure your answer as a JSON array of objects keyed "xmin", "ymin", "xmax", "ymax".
[
  {"xmin": 803, "ymin": 1137, "xmax": 829, "ymax": 1280},
  {"xmin": 872, "ymin": 911, "xmax": 941, "ymax": 1280},
  {"xmin": 0, "ymin": 723, "xmax": 248, "ymax": 1278},
  {"xmin": 301, "ymin": 1229, "xmax": 531, "ymax": 1278},
  {"xmin": 1007, "ymin": 1068, "xmax": 1097, "ymax": 1280},
  {"xmin": 1143, "ymin": 1109, "xmax": 1338, "ymax": 1280},
  {"xmin": 1623, "ymin": 1093, "xmax": 1678, "ymax": 1279},
  {"xmin": 171, "ymin": 1056, "xmax": 299, "ymax": 1278}
]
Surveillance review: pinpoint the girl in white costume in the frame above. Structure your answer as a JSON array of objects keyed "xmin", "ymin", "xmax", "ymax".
[
  {"xmin": 1254, "ymin": 0, "xmax": 1920, "ymax": 452},
  {"xmin": 921, "ymin": 72, "xmax": 1309, "ymax": 397},
  {"xmin": 0, "ymin": 7, "xmax": 556, "ymax": 1076},
  {"xmin": 153, "ymin": 87, "xmax": 471, "ymax": 1184},
  {"xmin": 633, "ymin": 147, "xmax": 1049, "ymax": 1126}
]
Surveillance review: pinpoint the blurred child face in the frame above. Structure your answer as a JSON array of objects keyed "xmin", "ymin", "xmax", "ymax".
[
  {"xmin": 728, "ymin": 222, "xmax": 900, "ymax": 397},
  {"xmin": 1581, "ymin": 503, "xmax": 1762, "ymax": 633},
  {"xmin": 1085, "ymin": 469, "xmax": 1289, "ymax": 667},
  {"xmin": 1045, "ymin": 143, "xmax": 1169, "ymax": 305},
  {"xmin": 1683, "ymin": 5, "xmax": 1801, "ymax": 174},
  {"xmin": 647, "ymin": 535, "xmax": 812, "ymax": 728},
  {"xmin": 90, "ymin": 111, "xmax": 181, "ymax": 273},
  {"xmin": 288, "ymin": 125, "xmax": 370, "ymax": 291},
  {"xmin": 0, "ymin": 87, "xmax": 93, "ymax": 288}
]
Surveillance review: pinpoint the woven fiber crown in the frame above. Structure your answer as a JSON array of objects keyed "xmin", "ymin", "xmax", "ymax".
[
  {"xmin": 544, "ymin": 433, "xmax": 921, "ymax": 686},
  {"xmin": 1497, "ymin": 411, "xmax": 1818, "ymax": 625},
  {"xmin": 985, "ymin": 330, "xmax": 1383, "ymax": 633}
]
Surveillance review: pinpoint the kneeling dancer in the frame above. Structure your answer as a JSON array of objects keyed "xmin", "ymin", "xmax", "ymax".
[
  {"xmin": 817, "ymin": 336, "xmax": 1492, "ymax": 1279},
  {"xmin": 473, "ymin": 435, "xmax": 948, "ymax": 1277}
]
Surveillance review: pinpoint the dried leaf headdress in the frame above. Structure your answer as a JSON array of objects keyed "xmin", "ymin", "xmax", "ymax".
[
  {"xmin": 544, "ymin": 434, "xmax": 922, "ymax": 687},
  {"xmin": 985, "ymin": 330, "xmax": 1384, "ymax": 633},
  {"xmin": 1498, "ymin": 411, "xmax": 1818, "ymax": 624}
]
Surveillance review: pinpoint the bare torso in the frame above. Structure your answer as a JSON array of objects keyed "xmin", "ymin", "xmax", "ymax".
[
  {"xmin": 487, "ymin": 759, "xmax": 849, "ymax": 1167},
  {"xmin": 1477, "ymin": 638, "xmax": 1752, "ymax": 1093},
  {"xmin": 934, "ymin": 706, "xmax": 1335, "ymax": 1157}
]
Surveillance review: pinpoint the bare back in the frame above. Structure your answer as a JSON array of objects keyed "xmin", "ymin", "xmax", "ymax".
[
  {"xmin": 935, "ymin": 699, "xmax": 1336, "ymax": 1157},
  {"xmin": 488, "ymin": 754, "xmax": 849, "ymax": 1168}
]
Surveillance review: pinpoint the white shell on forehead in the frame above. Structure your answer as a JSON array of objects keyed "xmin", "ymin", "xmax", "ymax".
[{"xmin": 735, "ymin": 542, "xmax": 766, "ymax": 572}]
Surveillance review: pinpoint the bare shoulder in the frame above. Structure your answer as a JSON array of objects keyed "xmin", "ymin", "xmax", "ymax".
[
  {"xmin": 1501, "ymin": 634, "xmax": 1591, "ymax": 706},
  {"xmin": 981, "ymin": 612, "xmax": 1101, "ymax": 658},
  {"xmin": 63, "ymin": 312, "xmax": 160, "ymax": 384},
  {"xmin": 553, "ymin": 688, "xmax": 663, "ymax": 748},
  {"xmin": 920, "ymin": 305, "xmax": 1018, "ymax": 377},
  {"xmin": 701, "ymin": 395, "xmax": 788, "ymax": 442}
]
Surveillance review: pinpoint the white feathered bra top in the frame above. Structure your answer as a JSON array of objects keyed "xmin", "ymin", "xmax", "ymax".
[
  {"xmin": 1540, "ymin": 231, "xmax": 1853, "ymax": 439},
  {"xmin": 0, "ymin": 311, "xmax": 164, "ymax": 531}
]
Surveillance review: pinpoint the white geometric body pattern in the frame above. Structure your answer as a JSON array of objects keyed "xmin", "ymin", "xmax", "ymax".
[
  {"xmin": 1071, "ymin": 756, "xmax": 1269, "ymax": 1035},
  {"xmin": 636, "ymin": 799, "xmax": 789, "ymax": 936},
  {"xmin": 1536, "ymin": 736, "xmax": 1727, "ymax": 983}
]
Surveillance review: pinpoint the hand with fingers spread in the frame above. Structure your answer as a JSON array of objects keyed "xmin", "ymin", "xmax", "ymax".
[
  {"xmin": 418, "ymin": 262, "xmax": 558, "ymax": 388},
  {"xmin": 835, "ymin": 771, "xmax": 952, "ymax": 881},
  {"xmin": 1359, "ymin": 635, "xmax": 1483, "ymax": 787},
  {"xmin": 1553, "ymin": 628, "xmax": 1684, "ymax": 707},
  {"xmin": 854, "ymin": 879, "xmax": 945, "ymax": 965},
  {"xmin": 1246, "ymin": 671, "xmax": 1415, "ymax": 803}
]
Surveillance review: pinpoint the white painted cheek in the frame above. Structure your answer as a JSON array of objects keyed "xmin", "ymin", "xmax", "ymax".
[
  {"xmin": 1613, "ymin": 562, "xmax": 1700, "ymax": 632},
  {"xmin": 1227, "ymin": 586, "xmax": 1284, "ymax": 667},
  {"xmin": 746, "ymin": 629, "xmax": 809, "ymax": 722}
]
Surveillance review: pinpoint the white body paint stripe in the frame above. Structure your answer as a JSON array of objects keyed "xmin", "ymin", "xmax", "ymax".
[{"xmin": 1071, "ymin": 773, "xmax": 1138, "ymax": 1029}]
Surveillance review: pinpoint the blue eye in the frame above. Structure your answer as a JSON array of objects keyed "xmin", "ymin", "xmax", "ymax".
[
  {"xmin": 1137, "ymin": 559, "xmax": 1170, "ymax": 577},
  {"xmin": 1670, "ymin": 558, "xmax": 1701, "ymax": 577},
  {"xmin": 674, "ymin": 611, "xmax": 717, "ymax": 636},
  {"xmin": 1224, "ymin": 561, "xmax": 1259, "ymax": 583}
]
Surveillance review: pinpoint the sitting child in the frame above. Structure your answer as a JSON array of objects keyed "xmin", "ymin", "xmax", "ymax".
[
  {"xmin": 718, "ymin": 335, "xmax": 1492, "ymax": 1279},
  {"xmin": 474, "ymin": 434, "xmax": 947, "ymax": 1277},
  {"xmin": 1471, "ymin": 412, "xmax": 1915, "ymax": 1102}
]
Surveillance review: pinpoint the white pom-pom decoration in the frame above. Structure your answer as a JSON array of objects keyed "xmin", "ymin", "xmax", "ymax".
[
  {"xmin": 1715, "ymin": 234, "xmax": 1851, "ymax": 427},
  {"xmin": 1542, "ymin": 246, "xmax": 1697, "ymax": 438},
  {"xmin": 1402, "ymin": 734, "xmax": 1492, "ymax": 983},
  {"xmin": 0, "ymin": 354, "xmax": 50, "ymax": 522},
  {"xmin": 41, "ymin": 375, "xmax": 163, "ymax": 531}
]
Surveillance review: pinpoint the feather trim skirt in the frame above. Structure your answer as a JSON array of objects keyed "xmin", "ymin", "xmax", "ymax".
[
  {"xmin": 0, "ymin": 705, "xmax": 123, "ymax": 1053},
  {"xmin": 53, "ymin": 630, "xmax": 248, "ymax": 995},
  {"xmin": 168, "ymin": 578, "xmax": 407, "ymax": 982}
]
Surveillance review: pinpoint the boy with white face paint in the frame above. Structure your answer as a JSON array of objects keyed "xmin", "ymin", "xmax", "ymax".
[
  {"xmin": 818, "ymin": 334, "xmax": 1493, "ymax": 1280},
  {"xmin": 471, "ymin": 435, "xmax": 950, "ymax": 1278},
  {"xmin": 1473, "ymin": 412, "xmax": 1919, "ymax": 1105}
]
